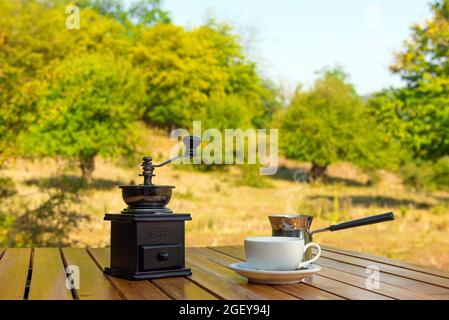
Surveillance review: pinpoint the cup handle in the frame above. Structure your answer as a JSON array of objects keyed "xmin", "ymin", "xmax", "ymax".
[{"xmin": 298, "ymin": 242, "xmax": 321, "ymax": 269}]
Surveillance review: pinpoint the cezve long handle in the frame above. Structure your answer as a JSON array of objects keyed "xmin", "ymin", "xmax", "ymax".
[{"xmin": 312, "ymin": 212, "xmax": 395, "ymax": 234}]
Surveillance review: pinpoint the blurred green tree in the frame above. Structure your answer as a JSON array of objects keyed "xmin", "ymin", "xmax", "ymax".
[
  {"xmin": 133, "ymin": 21, "xmax": 274, "ymax": 130},
  {"xmin": 0, "ymin": 0, "xmax": 278, "ymax": 176},
  {"xmin": 75, "ymin": 0, "xmax": 171, "ymax": 26},
  {"xmin": 133, "ymin": 23, "xmax": 229, "ymax": 129},
  {"xmin": 22, "ymin": 53, "xmax": 145, "ymax": 180},
  {"xmin": 279, "ymin": 69, "xmax": 397, "ymax": 181},
  {"xmin": 0, "ymin": 1, "xmax": 132, "ymax": 165},
  {"xmin": 370, "ymin": 0, "xmax": 449, "ymax": 161},
  {"xmin": 129, "ymin": 0, "xmax": 171, "ymax": 25}
]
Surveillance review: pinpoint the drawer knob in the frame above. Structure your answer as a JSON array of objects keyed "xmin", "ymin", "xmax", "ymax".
[{"xmin": 157, "ymin": 252, "xmax": 169, "ymax": 261}]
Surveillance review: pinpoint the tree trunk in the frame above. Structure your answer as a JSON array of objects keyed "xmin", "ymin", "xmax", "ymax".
[
  {"xmin": 80, "ymin": 156, "xmax": 95, "ymax": 182},
  {"xmin": 309, "ymin": 162, "xmax": 329, "ymax": 181}
]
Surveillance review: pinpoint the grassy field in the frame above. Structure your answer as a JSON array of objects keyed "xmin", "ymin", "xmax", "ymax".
[{"xmin": 2, "ymin": 129, "xmax": 449, "ymax": 270}]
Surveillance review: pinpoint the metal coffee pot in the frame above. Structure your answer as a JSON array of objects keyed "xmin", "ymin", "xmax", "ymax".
[{"xmin": 269, "ymin": 212, "xmax": 395, "ymax": 260}]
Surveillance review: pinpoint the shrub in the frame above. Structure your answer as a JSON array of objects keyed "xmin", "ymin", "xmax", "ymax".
[
  {"xmin": 401, "ymin": 157, "xmax": 449, "ymax": 191},
  {"xmin": 400, "ymin": 162, "xmax": 433, "ymax": 190},
  {"xmin": 432, "ymin": 157, "xmax": 449, "ymax": 191},
  {"xmin": 234, "ymin": 165, "xmax": 272, "ymax": 188}
]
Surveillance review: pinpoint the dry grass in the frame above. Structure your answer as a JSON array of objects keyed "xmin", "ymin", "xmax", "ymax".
[{"xmin": 2, "ymin": 129, "xmax": 449, "ymax": 270}]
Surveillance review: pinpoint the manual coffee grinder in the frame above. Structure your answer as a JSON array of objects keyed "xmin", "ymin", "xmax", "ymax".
[{"xmin": 104, "ymin": 136, "xmax": 201, "ymax": 280}]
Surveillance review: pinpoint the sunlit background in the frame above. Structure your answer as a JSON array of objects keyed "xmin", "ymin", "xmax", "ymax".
[{"xmin": 1, "ymin": 0, "xmax": 448, "ymax": 270}]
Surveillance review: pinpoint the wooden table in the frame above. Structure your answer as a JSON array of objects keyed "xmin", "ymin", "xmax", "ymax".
[{"xmin": 0, "ymin": 246, "xmax": 448, "ymax": 300}]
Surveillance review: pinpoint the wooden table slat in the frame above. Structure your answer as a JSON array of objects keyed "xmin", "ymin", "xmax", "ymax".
[
  {"xmin": 62, "ymin": 248, "xmax": 121, "ymax": 300},
  {"xmin": 216, "ymin": 246, "xmax": 432, "ymax": 300},
  {"xmin": 271, "ymin": 283, "xmax": 346, "ymax": 300},
  {"xmin": 226, "ymin": 246, "xmax": 449, "ymax": 299},
  {"xmin": 1, "ymin": 246, "xmax": 447, "ymax": 300},
  {"xmin": 0, "ymin": 248, "xmax": 31, "ymax": 300},
  {"xmin": 208, "ymin": 247, "xmax": 392, "ymax": 300},
  {"xmin": 224, "ymin": 246, "xmax": 449, "ymax": 299},
  {"xmin": 319, "ymin": 249, "xmax": 449, "ymax": 289},
  {"xmin": 88, "ymin": 248, "xmax": 217, "ymax": 300},
  {"xmin": 153, "ymin": 277, "xmax": 218, "ymax": 300},
  {"xmin": 317, "ymin": 256, "xmax": 449, "ymax": 297},
  {"xmin": 208, "ymin": 246, "xmax": 344, "ymax": 300},
  {"xmin": 322, "ymin": 246, "xmax": 449, "ymax": 280},
  {"xmin": 186, "ymin": 248, "xmax": 299, "ymax": 300},
  {"xmin": 317, "ymin": 265, "xmax": 433, "ymax": 300},
  {"xmin": 87, "ymin": 248, "xmax": 170, "ymax": 300},
  {"xmin": 28, "ymin": 248, "xmax": 73, "ymax": 300}
]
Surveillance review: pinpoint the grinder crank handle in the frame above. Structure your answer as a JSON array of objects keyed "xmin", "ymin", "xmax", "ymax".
[
  {"xmin": 182, "ymin": 135, "xmax": 201, "ymax": 157},
  {"xmin": 311, "ymin": 212, "xmax": 395, "ymax": 234},
  {"xmin": 153, "ymin": 136, "xmax": 201, "ymax": 167}
]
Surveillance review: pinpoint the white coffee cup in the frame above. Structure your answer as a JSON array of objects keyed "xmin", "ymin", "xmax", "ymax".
[{"xmin": 244, "ymin": 236, "xmax": 321, "ymax": 271}]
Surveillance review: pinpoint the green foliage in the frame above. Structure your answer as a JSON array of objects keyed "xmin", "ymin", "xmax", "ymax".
[
  {"xmin": 251, "ymin": 80, "xmax": 283, "ymax": 129},
  {"xmin": 234, "ymin": 165, "xmax": 272, "ymax": 188},
  {"xmin": 432, "ymin": 157, "xmax": 449, "ymax": 189},
  {"xmin": 196, "ymin": 20, "xmax": 279, "ymax": 128},
  {"xmin": 22, "ymin": 53, "xmax": 145, "ymax": 179},
  {"xmin": 400, "ymin": 162, "xmax": 433, "ymax": 190},
  {"xmin": 0, "ymin": 1, "xmax": 275, "ymax": 175},
  {"xmin": 0, "ymin": 1, "xmax": 132, "ymax": 165},
  {"xmin": 177, "ymin": 94, "xmax": 256, "ymax": 172},
  {"xmin": 129, "ymin": 0, "xmax": 171, "ymax": 25},
  {"xmin": 391, "ymin": 0, "xmax": 449, "ymax": 87},
  {"xmin": 279, "ymin": 68, "xmax": 397, "ymax": 179},
  {"xmin": 75, "ymin": 0, "xmax": 129, "ymax": 25},
  {"xmin": 401, "ymin": 157, "xmax": 449, "ymax": 191},
  {"xmin": 76, "ymin": 0, "xmax": 171, "ymax": 26},
  {"xmin": 133, "ymin": 21, "xmax": 271, "ymax": 129},
  {"xmin": 202, "ymin": 94, "xmax": 254, "ymax": 130},
  {"xmin": 371, "ymin": 0, "xmax": 449, "ymax": 161},
  {"xmin": 134, "ymin": 23, "xmax": 228, "ymax": 128}
]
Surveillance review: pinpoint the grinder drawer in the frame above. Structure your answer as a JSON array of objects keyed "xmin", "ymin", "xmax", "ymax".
[{"xmin": 139, "ymin": 244, "xmax": 184, "ymax": 271}]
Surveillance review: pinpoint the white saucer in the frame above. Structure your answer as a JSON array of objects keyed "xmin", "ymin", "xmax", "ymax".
[{"xmin": 229, "ymin": 262, "xmax": 321, "ymax": 285}]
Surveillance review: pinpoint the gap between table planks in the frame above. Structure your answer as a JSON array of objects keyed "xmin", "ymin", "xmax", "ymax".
[{"xmin": 214, "ymin": 246, "xmax": 449, "ymax": 300}]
